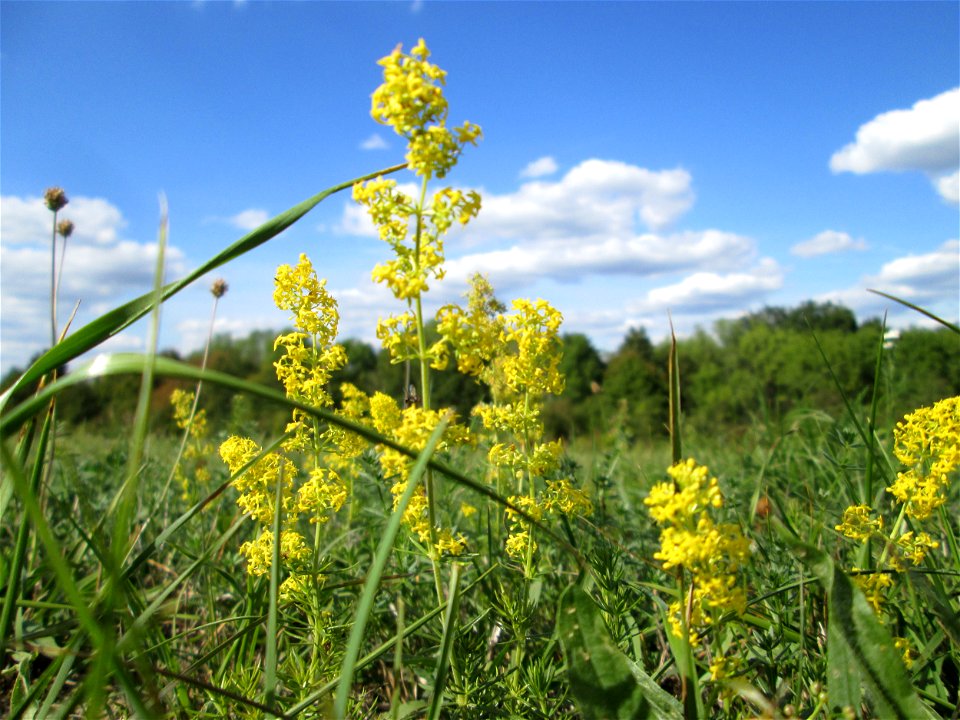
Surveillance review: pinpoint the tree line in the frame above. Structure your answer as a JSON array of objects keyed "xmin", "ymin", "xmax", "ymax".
[{"xmin": 4, "ymin": 301, "xmax": 957, "ymax": 442}]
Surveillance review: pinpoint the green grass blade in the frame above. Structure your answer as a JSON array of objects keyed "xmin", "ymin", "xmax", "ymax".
[
  {"xmin": 264, "ymin": 465, "xmax": 284, "ymax": 712},
  {"xmin": 558, "ymin": 584, "xmax": 683, "ymax": 720},
  {"xmin": 118, "ymin": 518, "xmax": 246, "ymax": 655},
  {"xmin": 867, "ymin": 288, "xmax": 960, "ymax": 334},
  {"xmin": 0, "ymin": 407, "xmax": 53, "ymax": 654},
  {"xmin": 806, "ymin": 325, "xmax": 891, "ymax": 491},
  {"xmin": 776, "ymin": 521, "xmax": 938, "ymax": 719},
  {"xmin": 427, "ymin": 562, "xmax": 462, "ymax": 720},
  {"xmin": 0, "ymin": 442, "xmax": 104, "ymax": 649},
  {"xmin": 0, "ymin": 163, "xmax": 407, "ymax": 412},
  {"xmin": 334, "ymin": 413, "xmax": 452, "ymax": 720}
]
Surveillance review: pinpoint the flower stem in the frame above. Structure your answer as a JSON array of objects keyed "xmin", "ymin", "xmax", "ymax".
[{"xmin": 50, "ymin": 209, "xmax": 59, "ymax": 347}]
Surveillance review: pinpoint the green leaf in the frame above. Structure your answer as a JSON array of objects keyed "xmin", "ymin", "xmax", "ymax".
[
  {"xmin": 777, "ymin": 524, "xmax": 939, "ymax": 719},
  {"xmin": 558, "ymin": 585, "xmax": 683, "ymax": 720}
]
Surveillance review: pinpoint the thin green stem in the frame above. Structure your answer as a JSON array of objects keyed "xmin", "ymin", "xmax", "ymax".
[{"xmin": 50, "ymin": 209, "xmax": 59, "ymax": 347}]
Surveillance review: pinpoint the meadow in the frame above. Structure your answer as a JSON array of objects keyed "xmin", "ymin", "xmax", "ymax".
[{"xmin": 2, "ymin": 40, "xmax": 958, "ymax": 719}]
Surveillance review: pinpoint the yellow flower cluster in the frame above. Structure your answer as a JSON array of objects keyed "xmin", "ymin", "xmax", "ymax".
[
  {"xmin": 500, "ymin": 299, "xmax": 565, "ymax": 397},
  {"xmin": 219, "ymin": 256, "xmax": 351, "ymax": 585},
  {"xmin": 170, "ymin": 388, "xmax": 214, "ymax": 500},
  {"xmin": 852, "ymin": 568, "xmax": 893, "ymax": 614},
  {"xmin": 354, "ymin": 180, "xmax": 481, "ymax": 305},
  {"xmin": 367, "ymin": 391, "xmax": 471, "ymax": 557},
  {"xmin": 371, "ymin": 38, "xmax": 482, "ymax": 179},
  {"xmin": 888, "ymin": 395, "xmax": 959, "ymax": 520},
  {"xmin": 835, "ymin": 504, "xmax": 884, "ymax": 542},
  {"xmin": 375, "ymin": 311, "xmax": 446, "ymax": 369},
  {"xmin": 835, "ymin": 396, "xmax": 956, "ymax": 616},
  {"xmin": 354, "ymin": 39, "xmax": 482, "ymax": 350},
  {"xmin": 436, "ymin": 273, "xmax": 505, "ymax": 377},
  {"xmin": 438, "ymin": 284, "xmax": 588, "ymax": 562},
  {"xmin": 645, "ymin": 460, "xmax": 750, "ymax": 646}
]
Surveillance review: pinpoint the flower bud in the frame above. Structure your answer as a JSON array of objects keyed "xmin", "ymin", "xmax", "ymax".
[
  {"xmin": 211, "ymin": 278, "xmax": 229, "ymax": 298},
  {"xmin": 44, "ymin": 187, "xmax": 68, "ymax": 212},
  {"xmin": 56, "ymin": 219, "xmax": 74, "ymax": 239}
]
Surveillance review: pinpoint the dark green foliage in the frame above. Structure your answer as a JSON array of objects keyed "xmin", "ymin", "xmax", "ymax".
[{"xmin": 8, "ymin": 301, "xmax": 956, "ymax": 443}]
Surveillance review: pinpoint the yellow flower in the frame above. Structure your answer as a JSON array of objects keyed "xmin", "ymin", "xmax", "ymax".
[
  {"xmin": 437, "ymin": 273, "xmax": 505, "ymax": 377},
  {"xmin": 894, "ymin": 637, "xmax": 916, "ymax": 668},
  {"xmin": 888, "ymin": 395, "xmax": 959, "ymax": 520},
  {"xmin": 896, "ymin": 530, "xmax": 938, "ymax": 565},
  {"xmin": 296, "ymin": 467, "xmax": 348, "ymax": 522},
  {"xmin": 500, "ymin": 298, "xmax": 565, "ymax": 397},
  {"xmin": 835, "ymin": 504, "xmax": 883, "ymax": 542},
  {"xmin": 505, "ymin": 529, "xmax": 533, "ymax": 559},
  {"xmin": 369, "ymin": 39, "xmax": 481, "ymax": 179},
  {"xmin": 852, "ymin": 568, "xmax": 893, "ymax": 614},
  {"xmin": 646, "ymin": 459, "xmax": 750, "ymax": 647},
  {"xmin": 239, "ymin": 529, "xmax": 311, "ymax": 577}
]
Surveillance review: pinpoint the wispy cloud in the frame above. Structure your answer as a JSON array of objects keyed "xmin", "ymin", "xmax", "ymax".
[
  {"xmin": 519, "ymin": 156, "xmax": 558, "ymax": 179},
  {"xmin": 360, "ymin": 133, "xmax": 389, "ymax": 151},
  {"xmin": 830, "ymin": 87, "xmax": 960, "ymax": 204},
  {"xmin": 226, "ymin": 208, "xmax": 270, "ymax": 231},
  {"xmin": 791, "ymin": 230, "xmax": 868, "ymax": 258}
]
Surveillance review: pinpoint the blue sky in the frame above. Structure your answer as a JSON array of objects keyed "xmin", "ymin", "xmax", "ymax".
[{"xmin": 2, "ymin": 1, "xmax": 958, "ymax": 374}]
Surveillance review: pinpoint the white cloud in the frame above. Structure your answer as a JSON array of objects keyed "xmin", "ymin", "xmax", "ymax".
[
  {"xmin": 519, "ymin": 156, "xmax": 558, "ymax": 178},
  {"xmin": 336, "ymin": 159, "xmax": 746, "ymax": 301},
  {"xmin": 872, "ymin": 239, "xmax": 958, "ymax": 294},
  {"xmin": 227, "ymin": 208, "xmax": 270, "ymax": 231},
  {"xmin": 444, "ymin": 230, "xmax": 755, "ymax": 291},
  {"xmin": 791, "ymin": 230, "xmax": 868, "ymax": 258},
  {"xmin": 830, "ymin": 88, "xmax": 959, "ymax": 174},
  {"xmin": 472, "ymin": 159, "xmax": 694, "ymax": 237},
  {"xmin": 643, "ymin": 259, "xmax": 784, "ymax": 311},
  {"xmin": 337, "ymin": 203, "xmax": 377, "ymax": 238},
  {"xmin": 174, "ymin": 314, "xmax": 276, "ymax": 354},
  {"xmin": 360, "ymin": 133, "xmax": 389, "ymax": 151},
  {"xmin": 0, "ymin": 194, "xmax": 188, "ymax": 373},
  {"xmin": 336, "ymin": 159, "xmax": 693, "ymax": 244},
  {"xmin": 935, "ymin": 170, "xmax": 959, "ymax": 205},
  {"xmin": 830, "ymin": 88, "xmax": 960, "ymax": 202}
]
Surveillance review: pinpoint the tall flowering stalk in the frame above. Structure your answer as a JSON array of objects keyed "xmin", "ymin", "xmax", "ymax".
[
  {"xmin": 44, "ymin": 187, "xmax": 69, "ymax": 347},
  {"xmin": 439, "ymin": 276, "xmax": 593, "ymax": 576},
  {"xmin": 167, "ymin": 278, "xmax": 227, "ymax": 503},
  {"xmin": 354, "ymin": 38, "xmax": 481, "ymax": 407},
  {"xmin": 219, "ymin": 255, "xmax": 349, "ymax": 597},
  {"xmin": 352, "ymin": 40, "xmax": 481, "ymax": 594},
  {"xmin": 835, "ymin": 394, "xmax": 959, "ymax": 666}
]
